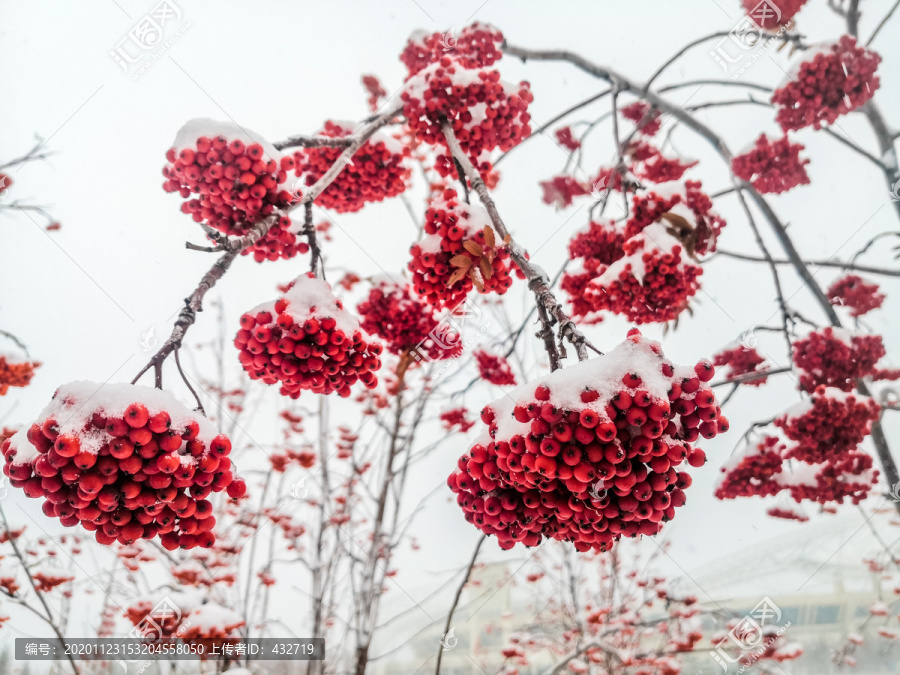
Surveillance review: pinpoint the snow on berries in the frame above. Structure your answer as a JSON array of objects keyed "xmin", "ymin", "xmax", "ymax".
[
  {"xmin": 731, "ymin": 134, "xmax": 810, "ymax": 194},
  {"xmin": 713, "ymin": 345, "xmax": 769, "ymax": 386},
  {"xmin": 408, "ymin": 189, "xmax": 520, "ymax": 309},
  {"xmin": 235, "ymin": 274, "xmax": 382, "ymax": 398},
  {"xmin": 775, "ymin": 386, "xmax": 880, "ymax": 463},
  {"xmin": 356, "ymin": 279, "xmax": 462, "ymax": 362},
  {"xmin": 401, "ymin": 56, "xmax": 532, "ymax": 169},
  {"xmin": 715, "ymin": 436, "xmax": 786, "ymax": 500},
  {"xmin": 399, "ymin": 23, "xmax": 505, "ymax": 78},
  {"xmin": 162, "ymin": 119, "xmax": 305, "ymax": 263},
  {"xmin": 792, "ymin": 327, "xmax": 899, "ymax": 393},
  {"xmin": 448, "ymin": 329, "xmax": 726, "ymax": 553},
  {"xmin": 582, "ymin": 222, "xmax": 703, "ymax": 324},
  {"xmin": 828, "ymin": 274, "xmax": 885, "ymax": 317},
  {"xmin": 1, "ymin": 382, "xmax": 239, "ymax": 549},
  {"xmin": 0, "ymin": 354, "xmax": 40, "ymax": 395},
  {"xmin": 772, "ymin": 37, "xmax": 881, "ymax": 131},
  {"xmin": 126, "ymin": 590, "xmax": 244, "ymax": 649},
  {"xmin": 563, "ymin": 181, "xmax": 724, "ymax": 324},
  {"xmin": 473, "ymin": 348, "xmax": 516, "ymax": 386},
  {"xmin": 292, "ymin": 121, "xmax": 410, "ymax": 213}
]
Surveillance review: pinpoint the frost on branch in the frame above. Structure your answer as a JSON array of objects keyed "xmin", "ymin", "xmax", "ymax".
[
  {"xmin": 408, "ymin": 188, "xmax": 522, "ymax": 309},
  {"xmin": 731, "ymin": 133, "xmax": 811, "ymax": 194},
  {"xmin": 292, "ymin": 120, "xmax": 410, "ymax": 213},
  {"xmin": 448, "ymin": 329, "xmax": 725, "ymax": 553},
  {"xmin": 163, "ymin": 118, "xmax": 305, "ymax": 262},
  {"xmin": 772, "ymin": 36, "xmax": 881, "ymax": 131},
  {"xmin": 235, "ymin": 274, "xmax": 382, "ymax": 398},
  {"xmin": 1, "ymin": 382, "xmax": 238, "ymax": 549}
]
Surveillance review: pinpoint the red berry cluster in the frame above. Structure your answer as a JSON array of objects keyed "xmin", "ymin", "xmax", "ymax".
[
  {"xmin": 582, "ymin": 223, "xmax": 703, "ymax": 324},
  {"xmin": 776, "ymin": 386, "xmax": 880, "ymax": 463},
  {"xmin": 629, "ymin": 143, "xmax": 698, "ymax": 184},
  {"xmin": 621, "ymin": 102, "xmax": 661, "ymax": 136},
  {"xmin": 741, "ymin": 0, "xmax": 808, "ymax": 28},
  {"xmin": 713, "ymin": 346, "xmax": 769, "ymax": 386},
  {"xmin": 772, "ymin": 36, "xmax": 881, "ymax": 131},
  {"xmin": 0, "ymin": 356, "xmax": 40, "ymax": 395},
  {"xmin": 408, "ymin": 189, "xmax": 521, "ymax": 309},
  {"xmin": 715, "ymin": 436, "xmax": 786, "ymax": 499},
  {"xmin": 361, "ymin": 75, "xmax": 386, "ymax": 111},
  {"xmin": 473, "ymin": 348, "xmax": 517, "ymax": 386},
  {"xmin": 828, "ymin": 274, "xmax": 885, "ymax": 317},
  {"xmin": 562, "ymin": 220, "xmax": 626, "ymax": 322},
  {"xmin": 785, "ymin": 450, "xmax": 877, "ymax": 505},
  {"xmin": 624, "ymin": 182, "xmax": 725, "ymax": 255},
  {"xmin": 0, "ymin": 383, "xmax": 238, "ymax": 549},
  {"xmin": 448, "ymin": 330, "xmax": 726, "ymax": 553},
  {"xmin": 792, "ymin": 327, "xmax": 897, "ymax": 392},
  {"xmin": 440, "ymin": 407, "xmax": 475, "ymax": 433},
  {"xmin": 400, "ymin": 23, "xmax": 504, "ymax": 78},
  {"xmin": 292, "ymin": 121, "xmax": 410, "ymax": 213},
  {"xmin": 401, "ymin": 58, "xmax": 532, "ymax": 162},
  {"xmin": 555, "ymin": 126, "xmax": 581, "ymax": 151},
  {"xmin": 127, "ymin": 592, "xmax": 244, "ymax": 652},
  {"xmin": 162, "ymin": 120, "xmax": 303, "ymax": 262},
  {"xmin": 356, "ymin": 279, "xmax": 462, "ymax": 361},
  {"xmin": 235, "ymin": 274, "xmax": 382, "ymax": 398},
  {"xmin": 731, "ymin": 134, "xmax": 810, "ymax": 194},
  {"xmin": 539, "ymin": 175, "xmax": 588, "ymax": 209}
]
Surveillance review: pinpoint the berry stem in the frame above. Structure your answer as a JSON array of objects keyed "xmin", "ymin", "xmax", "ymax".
[{"xmin": 439, "ymin": 120, "xmax": 598, "ymax": 368}]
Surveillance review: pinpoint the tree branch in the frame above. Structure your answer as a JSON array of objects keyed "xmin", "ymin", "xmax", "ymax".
[{"xmin": 434, "ymin": 534, "xmax": 485, "ymax": 675}]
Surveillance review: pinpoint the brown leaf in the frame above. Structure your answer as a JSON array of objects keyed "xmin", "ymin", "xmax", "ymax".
[
  {"xmin": 480, "ymin": 256, "xmax": 493, "ymax": 280},
  {"xmin": 449, "ymin": 255, "xmax": 473, "ymax": 268},
  {"xmin": 447, "ymin": 267, "xmax": 468, "ymax": 287},
  {"xmin": 463, "ymin": 240, "xmax": 483, "ymax": 257},
  {"xmin": 470, "ymin": 269, "xmax": 485, "ymax": 291},
  {"xmin": 483, "ymin": 225, "xmax": 496, "ymax": 249},
  {"xmin": 503, "ymin": 234, "xmax": 511, "ymax": 246}
]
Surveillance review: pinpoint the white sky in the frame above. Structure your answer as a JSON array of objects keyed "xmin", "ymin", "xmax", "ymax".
[{"xmin": 1, "ymin": 0, "xmax": 899, "ymax": 669}]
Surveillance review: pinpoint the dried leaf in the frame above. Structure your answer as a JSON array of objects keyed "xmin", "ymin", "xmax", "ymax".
[
  {"xmin": 480, "ymin": 256, "xmax": 493, "ymax": 280},
  {"xmin": 447, "ymin": 267, "xmax": 468, "ymax": 287},
  {"xmin": 449, "ymin": 255, "xmax": 473, "ymax": 268},
  {"xmin": 470, "ymin": 269, "xmax": 485, "ymax": 291},
  {"xmin": 503, "ymin": 234, "xmax": 512, "ymax": 246},
  {"xmin": 483, "ymin": 225, "xmax": 496, "ymax": 249},
  {"xmin": 463, "ymin": 240, "xmax": 483, "ymax": 257}
]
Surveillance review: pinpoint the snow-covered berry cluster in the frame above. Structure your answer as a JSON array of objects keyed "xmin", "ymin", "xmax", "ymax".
[
  {"xmin": 356, "ymin": 279, "xmax": 461, "ymax": 361},
  {"xmin": 448, "ymin": 330, "xmax": 725, "ymax": 552},
  {"xmin": 162, "ymin": 119, "xmax": 304, "ymax": 262},
  {"xmin": 127, "ymin": 591, "xmax": 244, "ymax": 653},
  {"xmin": 441, "ymin": 407, "xmax": 475, "ymax": 432},
  {"xmin": 1, "ymin": 383, "xmax": 239, "ymax": 549},
  {"xmin": 741, "ymin": 0, "xmax": 808, "ymax": 28},
  {"xmin": 0, "ymin": 355, "xmax": 40, "ymax": 396},
  {"xmin": 399, "ymin": 23, "xmax": 505, "ymax": 78},
  {"xmin": 473, "ymin": 348, "xmax": 516, "ymax": 386},
  {"xmin": 401, "ymin": 57, "xmax": 532, "ymax": 166},
  {"xmin": 731, "ymin": 134, "xmax": 810, "ymax": 194},
  {"xmin": 621, "ymin": 101, "xmax": 662, "ymax": 136},
  {"xmin": 561, "ymin": 220, "xmax": 626, "ymax": 322},
  {"xmin": 772, "ymin": 37, "xmax": 881, "ymax": 131},
  {"xmin": 236, "ymin": 275, "xmax": 382, "ymax": 398},
  {"xmin": 408, "ymin": 189, "xmax": 520, "ymax": 309},
  {"xmin": 713, "ymin": 346, "xmax": 769, "ymax": 386},
  {"xmin": 776, "ymin": 386, "xmax": 880, "ymax": 463},
  {"xmin": 715, "ymin": 436, "xmax": 786, "ymax": 500},
  {"xmin": 539, "ymin": 175, "xmax": 588, "ymax": 209},
  {"xmin": 555, "ymin": 126, "xmax": 581, "ymax": 151},
  {"xmin": 792, "ymin": 327, "xmax": 898, "ymax": 392},
  {"xmin": 623, "ymin": 182, "xmax": 725, "ymax": 255},
  {"xmin": 828, "ymin": 274, "xmax": 885, "ymax": 317},
  {"xmin": 581, "ymin": 222, "xmax": 703, "ymax": 324},
  {"xmin": 628, "ymin": 142, "xmax": 698, "ymax": 185},
  {"xmin": 292, "ymin": 121, "xmax": 410, "ymax": 213}
]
